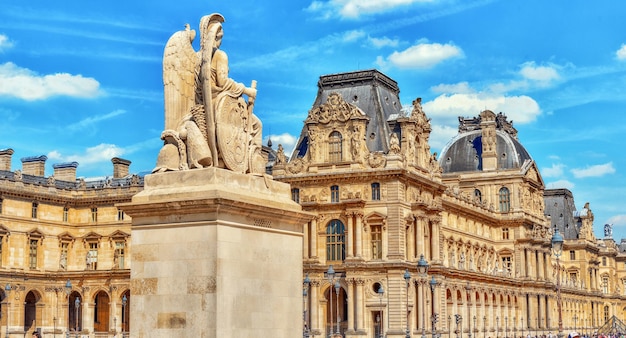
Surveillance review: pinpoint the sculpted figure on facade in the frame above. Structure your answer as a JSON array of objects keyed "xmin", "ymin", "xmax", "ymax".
[
  {"xmin": 389, "ymin": 133, "xmax": 401, "ymax": 154},
  {"xmin": 154, "ymin": 13, "xmax": 263, "ymax": 175}
]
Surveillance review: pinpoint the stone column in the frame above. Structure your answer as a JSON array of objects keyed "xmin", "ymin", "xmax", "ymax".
[
  {"xmin": 538, "ymin": 250, "xmax": 545, "ymax": 280},
  {"xmin": 355, "ymin": 213, "xmax": 363, "ymax": 258},
  {"xmin": 304, "ymin": 220, "xmax": 310, "ymax": 260},
  {"xmin": 416, "ymin": 216, "xmax": 425, "ymax": 258},
  {"xmin": 356, "ymin": 279, "xmax": 364, "ymax": 332},
  {"xmin": 347, "ymin": 279, "xmax": 355, "ymax": 333},
  {"xmin": 311, "ymin": 280, "xmax": 321, "ymax": 335},
  {"xmin": 311, "ymin": 218, "xmax": 318, "ymax": 259},
  {"xmin": 346, "ymin": 212, "xmax": 354, "ymax": 258},
  {"xmin": 407, "ymin": 216, "xmax": 415, "ymax": 261},
  {"xmin": 431, "ymin": 216, "xmax": 441, "ymax": 263}
]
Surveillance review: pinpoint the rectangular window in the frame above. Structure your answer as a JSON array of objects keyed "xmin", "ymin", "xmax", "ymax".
[
  {"xmin": 328, "ymin": 132, "xmax": 343, "ymax": 162},
  {"xmin": 291, "ymin": 188, "xmax": 300, "ymax": 203},
  {"xmin": 91, "ymin": 207, "xmax": 98, "ymax": 223},
  {"xmin": 501, "ymin": 256, "xmax": 512, "ymax": 272},
  {"xmin": 60, "ymin": 242, "xmax": 68, "ymax": 270},
  {"xmin": 331, "ymin": 185, "xmax": 340, "ymax": 203},
  {"xmin": 63, "ymin": 207, "xmax": 69, "ymax": 222},
  {"xmin": 29, "ymin": 239, "xmax": 38, "ymax": 269},
  {"xmin": 0, "ymin": 198, "xmax": 3, "ymax": 214},
  {"xmin": 117, "ymin": 208, "xmax": 125, "ymax": 221},
  {"xmin": 569, "ymin": 272, "xmax": 577, "ymax": 284},
  {"xmin": 371, "ymin": 224, "xmax": 382, "ymax": 259},
  {"xmin": 87, "ymin": 242, "xmax": 98, "ymax": 270},
  {"xmin": 31, "ymin": 202, "xmax": 38, "ymax": 219},
  {"xmin": 502, "ymin": 228, "xmax": 509, "ymax": 240},
  {"xmin": 371, "ymin": 183, "xmax": 381, "ymax": 201},
  {"xmin": 115, "ymin": 241, "xmax": 125, "ymax": 269},
  {"xmin": 602, "ymin": 277, "xmax": 609, "ymax": 294},
  {"xmin": 569, "ymin": 250, "xmax": 576, "ymax": 260}
]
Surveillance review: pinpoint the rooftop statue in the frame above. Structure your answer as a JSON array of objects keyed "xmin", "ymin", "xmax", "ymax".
[{"xmin": 154, "ymin": 13, "xmax": 264, "ymax": 174}]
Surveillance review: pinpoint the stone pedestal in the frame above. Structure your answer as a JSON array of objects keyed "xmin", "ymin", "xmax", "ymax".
[{"xmin": 120, "ymin": 168, "xmax": 312, "ymax": 338}]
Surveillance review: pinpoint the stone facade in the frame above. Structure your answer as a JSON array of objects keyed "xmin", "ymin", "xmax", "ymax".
[{"xmin": 0, "ymin": 70, "xmax": 625, "ymax": 338}]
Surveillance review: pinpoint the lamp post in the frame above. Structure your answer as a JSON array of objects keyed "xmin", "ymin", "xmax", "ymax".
[
  {"xmin": 404, "ymin": 269, "xmax": 412, "ymax": 338},
  {"xmin": 496, "ymin": 317, "xmax": 499, "ymax": 338},
  {"xmin": 5, "ymin": 283, "xmax": 10, "ymax": 338},
  {"xmin": 483, "ymin": 316, "xmax": 486, "ymax": 338},
  {"xmin": 304, "ymin": 274, "xmax": 311, "ymax": 338},
  {"xmin": 455, "ymin": 315, "xmax": 462, "ymax": 338},
  {"xmin": 327, "ymin": 265, "xmax": 335, "ymax": 338},
  {"xmin": 122, "ymin": 294, "xmax": 127, "ymax": 338},
  {"xmin": 430, "ymin": 276, "xmax": 438, "ymax": 338},
  {"xmin": 378, "ymin": 285, "xmax": 385, "ymax": 338},
  {"xmin": 74, "ymin": 297, "xmax": 80, "ymax": 338},
  {"xmin": 65, "ymin": 280, "xmax": 71, "ymax": 338},
  {"xmin": 417, "ymin": 255, "xmax": 430, "ymax": 338},
  {"xmin": 505, "ymin": 316, "xmax": 508, "ymax": 338},
  {"xmin": 552, "ymin": 228, "xmax": 564, "ymax": 338},
  {"xmin": 334, "ymin": 281, "xmax": 340, "ymax": 336}
]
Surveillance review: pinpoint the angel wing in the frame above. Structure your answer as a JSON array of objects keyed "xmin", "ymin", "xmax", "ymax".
[{"xmin": 163, "ymin": 25, "xmax": 199, "ymax": 131}]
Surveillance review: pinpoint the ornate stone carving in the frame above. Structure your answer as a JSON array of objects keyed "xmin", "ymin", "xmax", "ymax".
[
  {"xmin": 305, "ymin": 93, "xmax": 364, "ymax": 124},
  {"xmin": 154, "ymin": 13, "xmax": 262, "ymax": 175}
]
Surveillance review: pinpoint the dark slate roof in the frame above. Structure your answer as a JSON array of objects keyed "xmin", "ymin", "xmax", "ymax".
[
  {"xmin": 439, "ymin": 129, "xmax": 533, "ymax": 173},
  {"xmin": 0, "ymin": 170, "xmax": 144, "ymax": 190},
  {"xmin": 293, "ymin": 69, "xmax": 403, "ymax": 157},
  {"xmin": 544, "ymin": 188, "xmax": 581, "ymax": 240}
]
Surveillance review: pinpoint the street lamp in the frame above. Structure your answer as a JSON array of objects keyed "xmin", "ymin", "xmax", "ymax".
[
  {"xmin": 552, "ymin": 228, "xmax": 564, "ymax": 338},
  {"xmin": 378, "ymin": 285, "xmax": 385, "ymax": 338},
  {"xmin": 5, "ymin": 283, "xmax": 10, "ymax": 338},
  {"xmin": 417, "ymin": 255, "xmax": 430, "ymax": 338},
  {"xmin": 74, "ymin": 297, "xmax": 80, "ymax": 338},
  {"xmin": 334, "ymin": 281, "xmax": 340, "ymax": 336},
  {"xmin": 455, "ymin": 315, "xmax": 462, "ymax": 338},
  {"xmin": 483, "ymin": 316, "xmax": 486, "ymax": 338},
  {"xmin": 404, "ymin": 269, "xmax": 412, "ymax": 338},
  {"xmin": 327, "ymin": 265, "xmax": 335, "ymax": 338},
  {"xmin": 122, "ymin": 294, "xmax": 127, "ymax": 337},
  {"xmin": 65, "ymin": 280, "xmax": 71, "ymax": 338},
  {"xmin": 303, "ymin": 274, "xmax": 311, "ymax": 338},
  {"xmin": 430, "ymin": 276, "xmax": 438, "ymax": 338}
]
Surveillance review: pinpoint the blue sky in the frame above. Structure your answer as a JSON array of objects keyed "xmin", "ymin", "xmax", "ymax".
[{"xmin": 1, "ymin": 0, "xmax": 626, "ymax": 239}]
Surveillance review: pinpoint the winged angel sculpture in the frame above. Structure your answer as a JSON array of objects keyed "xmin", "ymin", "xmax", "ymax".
[{"xmin": 153, "ymin": 13, "xmax": 264, "ymax": 174}]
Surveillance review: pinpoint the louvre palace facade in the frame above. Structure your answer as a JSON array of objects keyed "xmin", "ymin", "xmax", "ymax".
[{"xmin": 1, "ymin": 69, "xmax": 625, "ymax": 337}]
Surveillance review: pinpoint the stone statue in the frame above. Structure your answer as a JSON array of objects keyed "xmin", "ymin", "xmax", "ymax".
[
  {"xmin": 154, "ymin": 13, "xmax": 263, "ymax": 174},
  {"xmin": 604, "ymin": 223, "xmax": 613, "ymax": 237},
  {"xmin": 389, "ymin": 133, "xmax": 401, "ymax": 154},
  {"xmin": 275, "ymin": 144, "xmax": 287, "ymax": 165}
]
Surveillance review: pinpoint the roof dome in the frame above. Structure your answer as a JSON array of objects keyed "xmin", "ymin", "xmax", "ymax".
[{"xmin": 439, "ymin": 112, "xmax": 533, "ymax": 173}]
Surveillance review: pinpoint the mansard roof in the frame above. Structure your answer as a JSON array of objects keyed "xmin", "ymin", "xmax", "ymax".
[{"xmin": 293, "ymin": 69, "xmax": 403, "ymax": 157}]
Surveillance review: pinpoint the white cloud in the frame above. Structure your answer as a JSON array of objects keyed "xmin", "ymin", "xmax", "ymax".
[
  {"xmin": 431, "ymin": 82, "xmax": 474, "ymax": 94},
  {"xmin": 423, "ymin": 92, "xmax": 540, "ymax": 123},
  {"xmin": 545, "ymin": 180, "xmax": 575, "ymax": 190},
  {"xmin": 265, "ymin": 133, "xmax": 298, "ymax": 157},
  {"xmin": 429, "ymin": 123, "xmax": 458, "ymax": 153},
  {"xmin": 367, "ymin": 35, "xmax": 400, "ymax": 49},
  {"xmin": 571, "ymin": 162, "xmax": 616, "ymax": 178},
  {"xmin": 307, "ymin": 0, "xmax": 426, "ymax": 19},
  {"xmin": 342, "ymin": 30, "xmax": 366, "ymax": 42},
  {"xmin": 67, "ymin": 109, "xmax": 126, "ymax": 132},
  {"xmin": 0, "ymin": 34, "xmax": 14, "ymax": 52},
  {"xmin": 617, "ymin": 44, "xmax": 626, "ymax": 60},
  {"xmin": 541, "ymin": 163, "xmax": 565, "ymax": 178},
  {"xmin": 607, "ymin": 214, "xmax": 626, "ymax": 227},
  {"xmin": 0, "ymin": 62, "xmax": 100, "ymax": 100},
  {"xmin": 519, "ymin": 61, "xmax": 560, "ymax": 82},
  {"xmin": 48, "ymin": 143, "xmax": 124, "ymax": 165},
  {"xmin": 379, "ymin": 42, "xmax": 463, "ymax": 69}
]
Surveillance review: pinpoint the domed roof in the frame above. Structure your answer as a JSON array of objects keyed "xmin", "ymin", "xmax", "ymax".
[{"xmin": 439, "ymin": 112, "xmax": 533, "ymax": 173}]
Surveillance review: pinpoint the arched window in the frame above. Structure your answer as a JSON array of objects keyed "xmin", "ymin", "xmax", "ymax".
[
  {"xmin": 371, "ymin": 183, "xmax": 381, "ymax": 201},
  {"xmin": 331, "ymin": 185, "xmax": 340, "ymax": 203},
  {"xmin": 326, "ymin": 220, "xmax": 345, "ymax": 261},
  {"xmin": 329, "ymin": 131, "xmax": 343, "ymax": 162},
  {"xmin": 498, "ymin": 187, "xmax": 510, "ymax": 212}
]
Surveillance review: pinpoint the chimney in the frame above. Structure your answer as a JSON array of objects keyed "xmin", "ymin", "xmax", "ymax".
[
  {"xmin": 53, "ymin": 162, "xmax": 79, "ymax": 182},
  {"xmin": 112, "ymin": 157, "xmax": 131, "ymax": 178},
  {"xmin": 0, "ymin": 148, "xmax": 14, "ymax": 171},
  {"xmin": 21, "ymin": 155, "xmax": 47, "ymax": 176}
]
